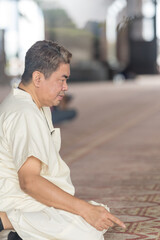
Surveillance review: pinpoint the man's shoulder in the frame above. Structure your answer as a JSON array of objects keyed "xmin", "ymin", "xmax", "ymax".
[{"xmin": 0, "ymin": 92, "xmax": 41, "ymax": 123}]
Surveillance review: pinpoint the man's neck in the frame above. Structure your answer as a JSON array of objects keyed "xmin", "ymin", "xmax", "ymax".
[{"xmin": 18, "ymin": 82, "xmax": 42, "ymax": 109}]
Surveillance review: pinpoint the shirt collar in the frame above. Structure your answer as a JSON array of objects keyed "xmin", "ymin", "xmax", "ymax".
[
  {"xmin": 13, "ymin": 87, "xmax": 55, "ymax": 133},
  {"xmin": 41, "ymin": 107, "xmax": 55, "ymax": 134},
  {"xmin": 12, "ymin": 87, "xmax": 33, "ymax": 100}
]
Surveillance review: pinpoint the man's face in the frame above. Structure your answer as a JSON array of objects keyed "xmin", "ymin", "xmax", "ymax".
[{"xmin": 37, "ymin": 63, "xmax": 70, "ymax": 107}]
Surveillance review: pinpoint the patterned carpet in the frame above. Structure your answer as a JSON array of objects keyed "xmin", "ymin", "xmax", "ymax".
[
  {"xmin": 59, "ymin": 80, "xmax": 160, "ymax": 240},
  {"xmin": 106, "ymin": 182, "xmax": 160, "ymax": 240},
  {"xmin": 103, "ymin": 111, "xmax": 160, "ymax": 240},
  {"xmin": 1, "ymin": 80, "xmax": 160, "ymax": 239}
]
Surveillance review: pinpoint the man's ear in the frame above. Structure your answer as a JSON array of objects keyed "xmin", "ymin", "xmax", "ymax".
[{"xmin": 32, "ymin": 71, "xmax": 44, "ymax": 87}]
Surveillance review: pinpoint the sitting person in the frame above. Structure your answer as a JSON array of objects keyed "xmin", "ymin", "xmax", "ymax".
[{"xmin": 0, "ymin": 40, "xmax": 126, "ymax": 240}]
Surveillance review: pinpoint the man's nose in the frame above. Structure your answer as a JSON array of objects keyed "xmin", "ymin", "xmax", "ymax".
[{"xmin": 62, "ymin": 81, "xmax": 68, "ymax": 91}]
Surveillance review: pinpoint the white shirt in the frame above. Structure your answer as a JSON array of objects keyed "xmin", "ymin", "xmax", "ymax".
[{"xmin": 0, "ymin": 87, "xmax": 75, "ymax": 212}]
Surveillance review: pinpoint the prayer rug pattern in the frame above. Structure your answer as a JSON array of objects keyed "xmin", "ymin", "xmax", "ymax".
[{"xmin": 60, "ymin": 81, "xmax": 160, "ymax": 240}]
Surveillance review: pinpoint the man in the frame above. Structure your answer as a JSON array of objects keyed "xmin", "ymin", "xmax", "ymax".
[{"xmin": 0, "ymin": 40, "xmax": 126, "ymax": 240}]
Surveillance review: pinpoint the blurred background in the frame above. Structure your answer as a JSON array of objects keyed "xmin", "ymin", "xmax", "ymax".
[
  {"xmin": 1, "ymin": 0, "xmax": 160, "ymax": 123},
  {"xmin": 0, "ymin": 0, "xmax": 160, "ymax": 84}
]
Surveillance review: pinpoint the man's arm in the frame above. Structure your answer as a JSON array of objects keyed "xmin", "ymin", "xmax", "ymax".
[{"xmin": 18, "ymin": 156, "xmax": 126, "ymax": 231}]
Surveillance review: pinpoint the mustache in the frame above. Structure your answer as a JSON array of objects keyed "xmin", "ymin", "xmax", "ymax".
[{"xmin": 59, "ymin": 91, "xmax": 65, "ymax": 97}]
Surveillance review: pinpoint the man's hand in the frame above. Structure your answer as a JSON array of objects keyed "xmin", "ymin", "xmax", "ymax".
[{"xmin": 82, "ymin": 204, "xmax": 126, "ymax": 231}]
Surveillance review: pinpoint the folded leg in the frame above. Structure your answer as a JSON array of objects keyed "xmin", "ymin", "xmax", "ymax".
[{"xmin": 7, "ymin": 207, "xmax": 107, "ymax": 240}]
